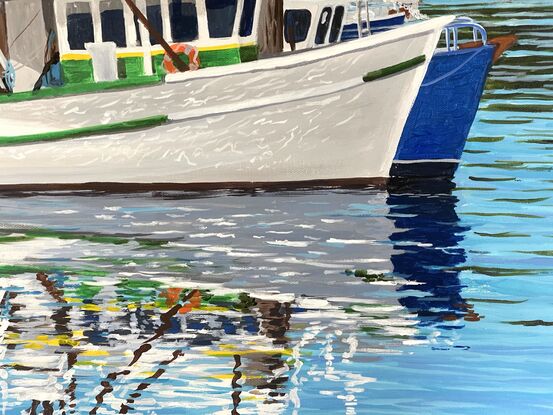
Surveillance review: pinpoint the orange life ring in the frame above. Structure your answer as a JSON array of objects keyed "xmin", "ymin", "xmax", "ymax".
[{"xmin": 163, "ymin": 43, "xmax": 200, "ymax": 73}]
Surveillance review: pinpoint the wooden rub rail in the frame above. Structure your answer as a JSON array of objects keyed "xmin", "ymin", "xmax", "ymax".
[{"xmin": 363, "ymin": 55, "xmax": 426, "ymax": 82}]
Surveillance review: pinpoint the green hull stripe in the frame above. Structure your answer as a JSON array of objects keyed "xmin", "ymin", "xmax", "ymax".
[
  {"xmin": 363, "ymin": 55, "xmax": 426, "ymax": 82},
  {"xmin": 0, "ymin": 115, "xmax": 168, "ymax": 146}
]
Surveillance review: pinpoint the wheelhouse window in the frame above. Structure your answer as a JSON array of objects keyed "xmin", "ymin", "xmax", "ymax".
[
  {"xmin": 239, "ymin": 0, "xmax": 256, "ymax": 37},
  {"xmin": 100, "ymin": 0, "xmax": 127, "ymax": 47},
  {"xmin": 328, "ymin": 6, "xmax": 344, "ymax": 43},
  {"xmin": 315, "ymin": 7, "xmax": 332, "ymax": 45},
  {"xmin": 206, "ymin": 0, "xmax": 237, "ymax": 38},
  {"xmin": 169, "ymin": 0, "xmax": 199, "ymax": 42},
  {"xmin": 146, "ymin": 0, "xmax": 163, "ymax": 45},
  {"xmin": 284, "ymin": 9, "xmax": 311, "ymax": 43},
  {"xmin": 66, "ymin": 2, "xmax": 94, "ymax": 50},
  {"xmin": 134, "ymin": 15, "xmax": 142, "ymax": 46}
]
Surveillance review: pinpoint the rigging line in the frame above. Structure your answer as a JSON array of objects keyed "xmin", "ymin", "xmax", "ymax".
[{"xmin": 9, "ymin": 9, "xmax": 40, "ymax": 48}]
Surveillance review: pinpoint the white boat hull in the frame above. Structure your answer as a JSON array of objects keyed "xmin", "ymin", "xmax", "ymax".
[{"xmin": 0, "ymin": 17, "xmax": 453, "ymax": 187}]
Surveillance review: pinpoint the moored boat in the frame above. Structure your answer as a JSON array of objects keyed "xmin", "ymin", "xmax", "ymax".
[
  {"xmin": 0, "ymin": 1, "xmax": 452, "ymax": 189},
  {"xmin": 287, "ymin": 3, "xmax": 515, "ymax": 178},
  {"xmin": 392, "ymin": 18, "xmax": 517, "ymax": 177}
]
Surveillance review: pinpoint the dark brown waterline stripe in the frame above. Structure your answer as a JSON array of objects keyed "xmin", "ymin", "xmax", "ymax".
[{"xmin": 0, "ymin": 177, "xmax": 389, "ymax": 193}]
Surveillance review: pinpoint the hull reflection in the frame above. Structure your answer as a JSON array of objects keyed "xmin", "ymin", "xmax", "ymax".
[{"xmin": 0, "ymin": 183, "xmax": 475, "ymax": 413}]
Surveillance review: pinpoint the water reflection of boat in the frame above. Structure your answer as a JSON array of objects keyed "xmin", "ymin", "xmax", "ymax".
[
  {"xmin": 387, "ymin": 179, "xmax": 480, "ymax": 333},
  {"xmin": 0, "ymin": 184, "xmax": 482, "ymax": 413}
]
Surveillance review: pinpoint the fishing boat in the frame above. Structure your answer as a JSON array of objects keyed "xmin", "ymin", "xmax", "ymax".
[
  {"xmin": 0, "ymin": 0, "xmax": 452, "ymax": 189},
  {"xmin": 392, "ymin": 17, "xmax": 516, "ymax": 177},
  {"xmin": 309, "ymin": 2, "xmax": 515, "ymax": 178}
]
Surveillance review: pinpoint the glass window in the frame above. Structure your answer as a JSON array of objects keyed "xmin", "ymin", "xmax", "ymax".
[
  {"xmin": 284, "ymin": 9, "xmax": 311, "ymax": 43},
  {"xmin": 206, "ymin": 0, "xmax": 237, "ymax": 38},
  {"xmin": 315, "ymin": 7, "xmax": 332, "ymax": 45},
  {"xmin": 146, "ymin": 0, "xmax": 163, "ymax": 45},
  {"xmin": 328, "ymin": 6, "xmax": 344, "ymax": 43},
  {"xmin": 66, "ymin": 2, "xmax": 94, "ymax": 50},
  {"xmin": 100, "ymin": 0, "xmax": 126, "ymax": 47},
  {"xmin": 239, "ymin": 0, "xmax": 256, "ymax": 37},
  {"xmin": 169, "ymin": 0, "xmax": 199, "ymax": 42},
  {"xmin": 134, "ymin": 15, "xmax": 142, "ymax": 46}
]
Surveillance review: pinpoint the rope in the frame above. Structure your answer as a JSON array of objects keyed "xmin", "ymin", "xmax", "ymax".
[{"xmin": 421, "ymin": 46, "xmax": 487, "ymax": 88}]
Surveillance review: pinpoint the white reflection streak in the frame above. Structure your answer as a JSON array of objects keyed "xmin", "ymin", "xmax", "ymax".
[
  {"xmin": 290, "ymin": 325, "xmax": 322, "ymax": 415},
  {"xmin": 0, "ymin": 304, "xmax": 7, "ymax": 415}
]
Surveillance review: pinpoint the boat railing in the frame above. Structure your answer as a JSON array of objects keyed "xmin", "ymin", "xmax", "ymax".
[{"xmin": 443, "ymin": 17, "xmax": 487, "ymax": 51}]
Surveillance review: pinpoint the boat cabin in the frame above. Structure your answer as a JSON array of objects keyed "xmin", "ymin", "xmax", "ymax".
[
  {"xmin": 53, "ymin": 0, "xmax": 262, "ymax": 84},
  {"xmin": 282, "ymin": 0, "xmax": 349, "ymax": 52},
  {"xmin": 282, "ymin": 0, "xmax": 404, "ymax": 51}
]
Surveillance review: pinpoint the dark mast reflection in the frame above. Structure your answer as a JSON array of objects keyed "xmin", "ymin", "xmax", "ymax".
[{"xmin": 387, "ymin": 180, "xmax": 480, "ymax": 329}]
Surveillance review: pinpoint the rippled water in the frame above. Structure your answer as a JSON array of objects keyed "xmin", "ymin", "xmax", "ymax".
[{"xmin": 1, "ymin": 1, "xmax": 552, "ymax": 413}]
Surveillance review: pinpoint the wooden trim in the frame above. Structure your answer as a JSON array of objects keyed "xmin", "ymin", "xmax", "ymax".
[
  {"xmin": 487, "ymin": 34, "xmax": 517, "ymax": 63},
  {"xmin": 363, "ymin": 54, "xmax": 426, "ymax": 82}
]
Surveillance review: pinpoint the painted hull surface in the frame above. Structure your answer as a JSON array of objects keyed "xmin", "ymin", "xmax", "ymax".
[
  {"xmin": 0, "ymin": 17, "xmax": 452, "ymax": 187},
  {"xmin": 392, "ymin": 44, "xmax": 495, "ymax": 177}
]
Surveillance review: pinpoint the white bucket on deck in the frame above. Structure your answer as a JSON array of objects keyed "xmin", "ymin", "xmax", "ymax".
[{"xmin": 85, "ymin": 42, "xmax": 118, "ymax": 83}]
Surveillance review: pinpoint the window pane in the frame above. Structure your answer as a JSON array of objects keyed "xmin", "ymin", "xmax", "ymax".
[
  {"xmin": 169, "ymin": 0, "xmax": 199, "ymax": 42},
  {"xmin": 134, "ymin": 15, "xmax": 142, "ymax": 46},
  {"xmin": 283, "ymin": 10, "xmax": 311, "ymax": 43},
  {"xmin": 66, "ymin": 2, "xmax": 94, "ymax": 50},
  {"xmin": 239, "ymin": 0, "xmax": 256, "ymax": 37},
  {"xmin": 315, "ymin": 7, "xmax": 332, "ymax": 45},
  {"xmin": 146, "ymin": 0, "xmax": 163, "ymax": 45},
  {"xmin": 206, "ymin": 0, "xmax": 237, "ymax": 38},
  {"xmin": 100, "ymin": 0, "xmax": 126, "ymax": 47},
  {"xmin": 328, "ymin": 6, "xmax": 344, "ymax": 43}
]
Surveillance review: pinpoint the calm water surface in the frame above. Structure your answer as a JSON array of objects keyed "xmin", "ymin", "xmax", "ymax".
[{"xmin": 1, "ymin": 1, "xmax": 552, "ymax": 413}]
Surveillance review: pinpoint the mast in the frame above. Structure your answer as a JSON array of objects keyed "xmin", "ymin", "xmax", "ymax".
[
  {"xmin": 258, "ymin": 0, "xmax": 284, "ymax": 57},
  {"xmin": 122, "ymin": 0, "xmax": 189, "ymax": 72},
  {"xmin": 0, "ymin": 0, "xmax": 8, "ymax": 60}
]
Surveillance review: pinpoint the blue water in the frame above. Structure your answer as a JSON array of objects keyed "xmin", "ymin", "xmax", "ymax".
[{"xmin": 1, "ymin": 1, "xmax": 552, "ymax": 414}]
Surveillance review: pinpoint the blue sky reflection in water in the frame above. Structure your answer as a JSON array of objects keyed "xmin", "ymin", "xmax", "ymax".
[{"xmin": 1, "ymin": 0, "xmax": 553, "ymax": 413}]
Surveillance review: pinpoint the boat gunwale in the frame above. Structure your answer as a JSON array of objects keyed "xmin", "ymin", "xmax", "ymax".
[
  {"xmin": 0, "ymin": 16, "xmax": 454, "ymax": 107},
  {"xmin": 165, "ymin": 15, "xmax": 455, "ymax": 84}
]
